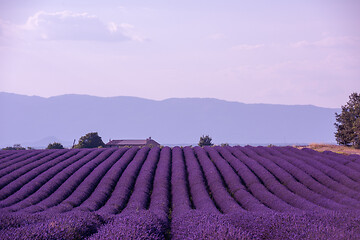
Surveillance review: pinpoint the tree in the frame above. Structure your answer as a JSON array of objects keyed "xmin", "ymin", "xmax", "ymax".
[
  {"xmin": 198, "ymin": 135, "xmax": 213, "ymax": 147},
  {"xmin": 2, "ymin": 144, "xmax": 26, "ymax": 150},
  {"xmin": 335, "ymin": 92, "xmax": 360, "ymax": 149},
  {"xmin": 74, "ymin": 132, "xmax": 105, "ymax": 148},
  {"xmin": 47, "ymin": 142, "xmax": 64, "ymax": 149}
]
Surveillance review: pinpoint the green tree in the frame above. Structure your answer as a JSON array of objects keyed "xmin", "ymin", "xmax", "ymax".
[
  {"xmin": 198, "ymin": 135, "xmax": 213, "ymax": 147},
  {"xmin": 74, "ymin": 132, "xmax": 105, "ymax": 148},
  {"xmin": 335, "ymin": 92, "xmax": 360, "ymax": 149},
  {"xmin": 2, "ymin": 144, "xmax": 26, "ymax": 150},
  {"xmin": 47, "ymin": 142, "xmax": 64, "ymax": 149}
]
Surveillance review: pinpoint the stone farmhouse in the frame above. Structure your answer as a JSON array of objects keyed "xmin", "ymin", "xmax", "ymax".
[{"xmin": 105, "ymin": 137, "xmax": 160, "ymax": 148}]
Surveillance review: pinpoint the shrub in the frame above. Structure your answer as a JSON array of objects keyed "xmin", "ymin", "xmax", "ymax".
[
  {"xmin": 2, "ymin": 144, "xmax": 26, "ymax": 150},
  {"xmin": 198, "ymin": 135, "xmax": 213, "ymax": 147},
  {"xmin": 46, "ymin": 142, "xmax": 64, "ymax": 149},
  {"xmin": 73, "ymin": 132, "xmax": 105, "ymax": 148}
]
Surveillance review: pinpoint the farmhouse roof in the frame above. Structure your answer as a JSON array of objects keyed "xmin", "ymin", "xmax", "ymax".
[
  {"xmin": 106, "ymin": 140, "xmax": 147, "ymax": 145},
  {"xmin": 105, "ymin": 137, "xmax": 160, "ymax": 147}
]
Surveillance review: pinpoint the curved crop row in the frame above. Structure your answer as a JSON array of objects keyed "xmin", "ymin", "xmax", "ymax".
[
  {"xmin": 193, "ymin": 146, "xmax": 243, "ymax": 213},
  {"xmin": 0, "ymin": 149, "xmax": 85, "ymax": 208},
  {"xmin": 298, "ymin": 148, "xmax": 360, "ymax": 184},
  {"xmin": 0, "ymin": 150, "xmax": 77, "ymax": 200},
  {"xmin": 0, "ymin": 150, "xmax": 41, "ymax": 170},
  {"xmin": 4, "ymin": 149, "xmax": 95, "ymax": 212},
  {"xmin": 262, "ymin": 146, "xmax": 360, "ymax": 208},
  {"xmin": 23, "ymin": 148, "xmax": 109, "ymax": 213},
  {"xmin": 183, "ymin": 147, "xmax": 219, "ymax": 213},
  {"xmin": 219, "ymin": 147, "xmax": 294, "ymax": 211},
  {"xmin": 97, "ymin": 147, "xmax": 149, "ymax": 215},
  {"xmin": 0, "ymin": 150, "xmax": 63, "ymax": 185},
  {"xmin": 245, "ymin": 146, "xmax": 348, "ymax": 210},
  {"xmin": 208, "ymin": 146, "xmax": 270, "ymax": 211},
  {"xmin": 1, "ymin": 146, "xmax": 360, "ymax": 239},
  {"xmin": 122, "ymin": 147, "xmax": 161, "ymax": 212},
  {"xmin": 275, "ymin": 147, "xmax": 360, "ymax": 201},
  {"xmin": 171, "ymin": 147, "xmax": 193, "ymax": 215},
  {"xmin": 233, "ymin": 146, "xmax": 321, "ymax": 211},
  {"xmin": 48, "ymin": 148, "xmax": 125, "ymax": 213},
  {"xmin": 149, "ymin": 146, "xmax": 172, "ymax": 220},
  {"xmin": 76, "ymin": 148, "xmax": 138, "ymax": 212}
]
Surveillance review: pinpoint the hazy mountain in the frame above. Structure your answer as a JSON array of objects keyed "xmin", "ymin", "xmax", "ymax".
[{"xmin": 0, "ymin": 92, "xmax": 340, "ymax": 148}]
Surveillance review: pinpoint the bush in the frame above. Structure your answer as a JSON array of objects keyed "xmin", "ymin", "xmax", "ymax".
[
  {"xmin": 2, "ymin": 144, "xmax": 26, "ymax": 150},
  {"xmin": 74, "ymin": 132, "xmax": 105, "ymax": 148},
  {"xmin": 47, "ymin": 142, "xmax": 65, "ymax": 149},
  {"xmin": 198, "ymin": 135, "xmax": 213, "ymax": 147}
]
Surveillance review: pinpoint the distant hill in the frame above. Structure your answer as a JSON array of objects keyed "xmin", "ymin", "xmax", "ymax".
[{"xmin": 0, "ymin": 92, "xmax": 340, "ymax": 148}]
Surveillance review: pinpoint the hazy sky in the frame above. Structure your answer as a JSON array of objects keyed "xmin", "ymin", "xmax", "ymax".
[{"xmin": 0, "ymin": 0, "xmax": 359, "ymax": 108}]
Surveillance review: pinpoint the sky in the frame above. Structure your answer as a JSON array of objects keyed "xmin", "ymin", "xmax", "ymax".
[{"xmin": 0, "ymin": 0, "xmax": 359, "ymax": 108}]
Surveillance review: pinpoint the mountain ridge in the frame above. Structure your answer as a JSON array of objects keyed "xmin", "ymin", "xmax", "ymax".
[
  {"xmin": 0, "ymin": 92, "xmax": 340, "ymax": 148},
  {"xmin": 0, "ymin": 92, "xmax": 339, "ymax": 108}
]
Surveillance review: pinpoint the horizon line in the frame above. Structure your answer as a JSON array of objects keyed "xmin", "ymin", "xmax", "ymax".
[{"xmin": 0, "ymin": 91, "xmax": 340, "ymax": 109}]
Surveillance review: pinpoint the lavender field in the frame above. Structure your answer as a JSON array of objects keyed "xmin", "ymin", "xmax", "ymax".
[{"xmin": 0, "ymin": 146, "xmax": 360, "ymax": 239}]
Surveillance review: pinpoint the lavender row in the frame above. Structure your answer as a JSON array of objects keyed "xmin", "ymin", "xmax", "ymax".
[
  {"xmin": 0, "ymin": 150, "xmax": 19, "ymax": 159},
  {"xmin": 2, "ymin": 149, "xmax": 97, "ymax": 212},
  {"xmin": 0, "ymin": 211, "xmax": 104, "ymax": 240},
  {"xmin": 262, "ymin": 146, "xmax": 360, "ymax": 208},
  {"xmin": 87, "ymin": 211, "xmax": 167, "ymax": 240},
  {"xmin": 22, "ymin": 148, "xmax": 110, "ymax": 213},
  {"xmin": 122, "ymin": 147, "xmax": 161, "ymax": 212},
  {"xmin": 171, "ymin": 146, "xmax": 192, "ymax": 215},
  {"xmin": 245, "ymin": 146, "xmax": 349, "ymax": 210},
  {"xmin": 276, "ymin": 147, "xmax": 360, "ymax": 201},
  {"xmin": 149, "ymin": 147, "xmax": 172, "ymax": 220},
  {"xmin": 285, "ymin": 147, "xmax": 360, "ymax": 184},
  {"xmin": 0, "ymin": 149, "xmax": 75, "ymax": 200},
  {"xmin": 218, "ymin": 147, "xmax": 294, "ymax": 211},
  {"xmin": 0, "ymin": 149, "xmax": 86, "ymax": 208},
  {"xmin": 46, "ymin": 148, "xmax": 125, "ymax": 213},
  {"xmin": 171, "ymin": 209, "xmax": 360, "ymax": 239},
  {"xmin": 89, "ymin": 147, "xmax": 170, "ymax": 239},
  {"xmin": 233, "ymin": 146, "xmax": 321, "ymax": 211},
  {"xmin": 303, "ymin": 148, "xmax": 352, "ymax": 164},
  {"xmin": 1, "ymin": 146, "xmax": 359, "ymax": 217},
  {"xmin": 299, "ymin": 148, "xmax": 360, "ymax": 184},
  {"xmin": 322, "ymin": 151, "xmax": 360, "ymax": 174},
  {"xmin": 1, "ymin": 209, "xmax": 359, "ymax": 239},
  {"xmin": 76, "ymin": 147, "xmax": 138, "ymax": 212},
  {"xmin": 207, "ymin": 146, "xmax": 270, "ymax": 211},
  {"xmin": 346, "ymin": 159, "xmax": 360, "ymax": 172},
  {"xmin": 0, "ymin": 150, "xmax": 40, "ymax": 170},
  {"xmin": 183, "ymin": 147, "xmax": 219, "ymax": 213},
  {"xmin": 288, "ymin": 147, "xmax": 360, "ymax": 189},
  {"xmin": 194, "ymin": 146, "xmax": 244, "ymax": 213},
  {"xmin": 0, "ymin": 150, "xmax": 60, "ymax": 183},
  {"xmin": 349, "ymin": 154, "xmax": 360, "ymax": 164},
  {"xmin": 96, "ymin": 147, "xmax": 149, "ymax": 215}
]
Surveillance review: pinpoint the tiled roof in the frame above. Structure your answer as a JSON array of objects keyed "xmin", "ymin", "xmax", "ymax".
[{"xmin": 106, "ymin": 140, "xmax": 147, "ymax": 146}]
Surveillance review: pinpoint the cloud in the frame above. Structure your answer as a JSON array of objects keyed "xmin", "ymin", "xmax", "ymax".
[
  {"xmin": 232, "ymin": 44, "xmax": 264, "ymax": 50},
  {"xmin": 291, "ymin": 36, "xmax": 359, "ymax": 48},
  {"xmin": 1, "ymin": 11, "xmax": 143, "ymax": 42}
]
